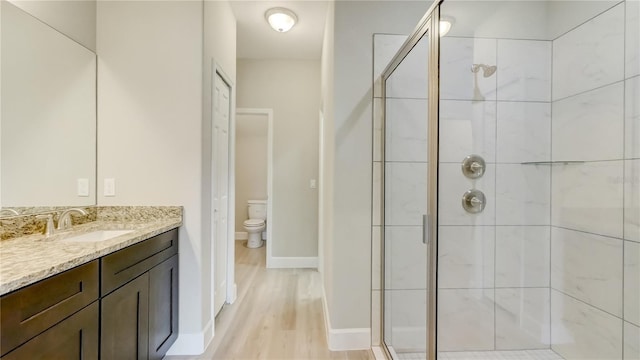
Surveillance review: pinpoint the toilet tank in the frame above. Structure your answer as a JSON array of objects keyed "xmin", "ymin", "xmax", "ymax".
[{"xmin": 247, "ymin": 200, "xmax": 267, "ymax": 220}]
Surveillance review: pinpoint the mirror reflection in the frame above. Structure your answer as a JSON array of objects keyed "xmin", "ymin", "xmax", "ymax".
[{"xmin": 1, "ymin": 0, "xmax": 97, "ymax": 211}]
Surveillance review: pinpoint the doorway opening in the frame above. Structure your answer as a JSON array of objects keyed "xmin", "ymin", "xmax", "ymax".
[{"xmin": 234, "ymin": 108, "xmax": 274, "ymax": 268}]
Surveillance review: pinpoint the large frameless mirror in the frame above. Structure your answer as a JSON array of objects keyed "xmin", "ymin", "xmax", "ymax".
[{"xmin": 1, "ymin": 0, "xmax": 97, "ymax": 211}]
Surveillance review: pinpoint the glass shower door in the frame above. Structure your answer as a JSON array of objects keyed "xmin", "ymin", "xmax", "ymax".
[{"xmin": 382, "ymin": 19, "xmax": 435, "ymax": 360}]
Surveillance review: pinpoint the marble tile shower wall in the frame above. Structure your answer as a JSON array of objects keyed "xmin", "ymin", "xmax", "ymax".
[
  {"xmin": 438, "ymin": 34, "xmax": 552, "ymax": 353},
  {"xmin": 549, "ymin": 2, "xmax": 639, "ymax": 360}
]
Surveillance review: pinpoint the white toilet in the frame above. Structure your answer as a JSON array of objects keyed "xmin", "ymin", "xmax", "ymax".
[{"xmin": 243, "ymin": 200, "xmax": 267, "ymax": 248}]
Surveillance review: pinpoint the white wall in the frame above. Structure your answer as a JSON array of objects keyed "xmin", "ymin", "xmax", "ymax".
[
  {"xmin": 319, "ymin": 0, "xmax": 335, "ymax": 321},
  {"xmin": 97, "ymin": 1, "xmax": 237, "ymax": 355},
  {"xmin": 235, "ymin": 113, "xmax": 268, "ymax": 232},
  {"xmin": 236, "ymin": 59, "xmax": 320, "ymax": 258},
  {"xmin": 323, "ymin": 1, "xmax": 431, "ymax": 338},
  {"xmin": 8, "ymin": 0, "xmax": 96, "ymax": 51}
]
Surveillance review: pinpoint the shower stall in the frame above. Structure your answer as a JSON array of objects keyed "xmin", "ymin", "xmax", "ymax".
[{"xmin": 376, "ymin": 1, "xmax": 639, "ymax": 359}]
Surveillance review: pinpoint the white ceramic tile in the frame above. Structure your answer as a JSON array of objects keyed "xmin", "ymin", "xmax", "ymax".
[
  {"xmin": 437, "ymin": 349, "xmax": 562, "ymax": 360},
  {"xmin": 551, "ymin": 161, "xmax": 624, "ymax": 238},
  {"xmin": 386, "ymin": 226, "xmax": 427, "ymax": 290},
  {"xmin": 387, "ymin": 34, "xmax": 430, "ymax": 99},
  {"xmin": 552, "ymin": 3, "xmax": 625, "ymax": 100},
  {"xmin": 374, "ymin": 34, "xmax": 407, "ymax": 98},
  {"xmin": 372, "ymin": 289, "xmax": 382, "ymax": 345},
  {"xmin": 373, "ymin": 162, "xmax": 382, "ymax": 226},
  {"xmin": 497, "ymin": 40, "xmax": 551, "ymax": 102},
  {"xmin": 626, "ymin": 159, "xmax": 640, "ymax": 242},
  {"xmin": 626, "ymin": 76, "xmax": 640, "ymax": 159},
  {"xmin": 388, "ymin": 289, "xmax": 427, "ymax": 352},
  {"xmin": 495, "ymin": 288, "xmax": 550, "ymax": 350},
  {"xmin": 495, "ymin": 226, "xmax": 550, "ymax": 288},
  {"xmin": 627, "ymin": 0, "xmax": 640, "ymax": 79},
  {"xmin": 551, "ymin": 290, "xmax": 623, "ymax": 360},
  {"xmin": 625, "ymin": 322, "xmax": 640, "ymax": 360},
  {"xmin": 552, "ymin": 82, "xmax": 624, "ymax": 162},
  {"xmin": 496, "ymin": 164, "xmax": 551, "ymax": 225},
  {"xmin": 496, "ymin": 102, "xmax": 551, "ymax": 163},
  {"xmin": 372, "ymin": 226, "xmax": 381, "ymax": 290},
  {"xmin": 440, "ymin": 100, "xmax": 497, "ymax": 163},
  {"xmin": 438, "ymin": 163, "xmax": 496, "ymax": 226},
  {"xmin": 440, "ymin": 37, "xmax": 497, "ymax": 101},
  {"xmin": 551, "ymin": 227, "xmax": 624, "ymax": 316},
  {"xmin": 385, "ymin": 162, "xmax": 427, "ymax": 226},
  {"xmin": 386, "ymin": 98, "xmax": 428, "ymax": 162},
  {"xmin": 438, "ymin": 289, "xmax": 495, "ymax": 351},
  {"xmin": 438, "ymin": 226, "xmax": 495, "ymax": 289},
  {"xmin": 625, "ymin": 241, "xmax": 640, "ymax": 326},
  {"xmin": 374, "ymin": 98, "xmax": 383, "ymax": 162}
]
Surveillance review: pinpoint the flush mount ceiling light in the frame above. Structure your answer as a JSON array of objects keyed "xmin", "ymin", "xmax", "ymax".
[
  {"xmin": 265, "ymin": 7, "xmax": 298, "ymax": 33},
  {"xmin": 439, "ymin": 17, "xmax": 454, "ymax": 37}
]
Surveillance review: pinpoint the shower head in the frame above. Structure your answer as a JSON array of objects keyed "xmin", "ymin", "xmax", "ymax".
[
  {"xmin": 483, "ymin": 65, "xmax": 497, "ymax": 77},
  {"xmin": 471, "ymin": 64, "xmax": 497, "ymax": 78}
]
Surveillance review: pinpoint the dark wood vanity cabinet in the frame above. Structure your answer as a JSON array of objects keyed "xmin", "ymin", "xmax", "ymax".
[
  {"xmin": 101, "ymin": 273, "xmax": 150, "ymax": 360},
  {"xmin": 100, "ymin": 228, "xmax": 179, "ymax": 360},
  {"xmin": 0, "ymin": 261, "xmax": 99, "ymax": 360},
  {"xmin": 148, "ymin": 255, "xmax": 179, "ymax": 360},
  {"xmin": 0, "ymin": 228, "xmax": 179, "ymax": 360},
  {"xmin": 2, "ymin": 302, "xmax": 99, "ymax": 360}
]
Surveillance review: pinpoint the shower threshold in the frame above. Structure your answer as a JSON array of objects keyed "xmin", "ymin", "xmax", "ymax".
[{"xmin": 391, "ymin": 349, "xmax": 564, "ymax": 360}]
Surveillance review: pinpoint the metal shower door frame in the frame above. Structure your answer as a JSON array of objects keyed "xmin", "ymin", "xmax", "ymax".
[{"xmin": 379, "ymin": 1, "xmax": 442, "ymax": 359}]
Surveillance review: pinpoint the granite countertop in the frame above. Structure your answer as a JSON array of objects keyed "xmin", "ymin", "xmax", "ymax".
[{"xmin": 0, "ymin": 218, "xmax": 182, "ymax": 296}]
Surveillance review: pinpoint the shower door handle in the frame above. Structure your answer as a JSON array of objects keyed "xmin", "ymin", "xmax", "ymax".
[{"xmin": 422, "ymin": 214, "xmax": 430, "ymax": 245}]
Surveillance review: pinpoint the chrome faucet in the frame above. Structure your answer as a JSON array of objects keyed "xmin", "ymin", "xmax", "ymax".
[
  {"xmin": 0, "ymin": 209, "xmax": 19, "ymax": 217},
  {"xmin": 57, "ymin": 208, "xmax": 87, "ymax": 231},
  {"xmin": 36, "ymin": 214, "xmax": 56, "ymax": 237}
]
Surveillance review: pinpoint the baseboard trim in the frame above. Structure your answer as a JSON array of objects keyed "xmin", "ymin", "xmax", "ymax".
[
  {"xmin": 268, "ymin": 256, "xmax": 318, "ymax": 269},
  {"xmin": 227, "ymin": 283, "xmax": 238, "ymax": 304},
  {"xmin": 371, "ymin": 346, "xmax": 387, "ymax": 360},
  {"xmin": 165, "ymin": 319, "xmax": 212, "ymax": 356},
  {"xmin": 321, "ymin": 285, "xmax": 371, "ymax": 351},
  {"xmin": 235, "ymin": 232, "xmax": 248, "ymax": 240}
]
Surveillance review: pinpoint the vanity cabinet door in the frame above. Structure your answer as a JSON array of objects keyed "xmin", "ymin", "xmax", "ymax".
[
  {"xmin": 148, "ymin": 255, "xmax": 179, "ymax": 360},
  {"xmin": 0, "ymin": 260, "xmax": 99, "ymax": 355},
  {"xmin": 0, "ymin": 301, "xmax": 99, "ymax": 360},
  {"xmin": 100, "ymin": 273, "xmax": 149, "ymax": 360}
]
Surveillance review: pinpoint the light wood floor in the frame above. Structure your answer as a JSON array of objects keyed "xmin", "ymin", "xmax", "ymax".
[{"xmin": 168, "ymin": 241, "xmax": 372, "ymax": 360}]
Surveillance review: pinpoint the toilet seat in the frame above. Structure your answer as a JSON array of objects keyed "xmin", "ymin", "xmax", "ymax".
[{"xmin": 244, "ymin": 219, "xmax": 265, "ymax": 227}]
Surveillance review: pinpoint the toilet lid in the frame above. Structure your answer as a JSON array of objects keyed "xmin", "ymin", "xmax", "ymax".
[{"xmin": 244, "ymin": 219, "xmax": 264, "ymax": 226}]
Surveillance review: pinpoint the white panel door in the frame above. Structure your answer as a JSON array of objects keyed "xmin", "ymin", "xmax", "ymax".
[{"xmin": 213, "ymin": 73, "xmax": 230, "ymax": 316}]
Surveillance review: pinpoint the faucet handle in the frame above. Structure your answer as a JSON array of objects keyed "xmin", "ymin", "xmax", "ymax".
[
  {"xmin": 57, "ymin": 208, "xmax": 87, "ymax": 230},
  {"xmin": 36, "ymin": 214, "xmax": 55, "ymax": 237}
]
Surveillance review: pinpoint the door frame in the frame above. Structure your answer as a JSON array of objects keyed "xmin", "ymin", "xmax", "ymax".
[
  {"xmin": 379, "ymin": 1, "xmax": 442, "ymax": 359},
  {"xmin": 211, "ymin": 60, "xmax": 237, "ymax": 323},
  {"xmin": 235, "ymin": 108, "xmax": 274, "ymax": 268}
]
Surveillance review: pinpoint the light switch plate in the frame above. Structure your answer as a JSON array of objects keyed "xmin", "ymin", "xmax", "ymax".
[
  {"xmin": 77, "ymin": 178, "xmax": 89, "ymax": 196},
  {"xmin": 104, "ymin": 178, "xmax": 116, "ymax": 197},
  {"xmin": 310, "ymin": 179, "xmax": 317, "ymax": 189}
]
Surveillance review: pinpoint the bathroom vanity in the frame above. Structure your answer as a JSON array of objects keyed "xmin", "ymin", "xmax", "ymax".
[{"xmin": 0, "ymin": 216, "xmax": 181, "ymax": 360}]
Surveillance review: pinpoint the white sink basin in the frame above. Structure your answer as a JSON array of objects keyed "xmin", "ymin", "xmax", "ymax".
[{"xmin": 62, "ymin": 230, "xmax": 134, "ymax": 243}]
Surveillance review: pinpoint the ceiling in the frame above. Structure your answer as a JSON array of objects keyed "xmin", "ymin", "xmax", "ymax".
[{"xmin": 230, "ymin": 0, "xmax": 329, "ymax": 60}]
